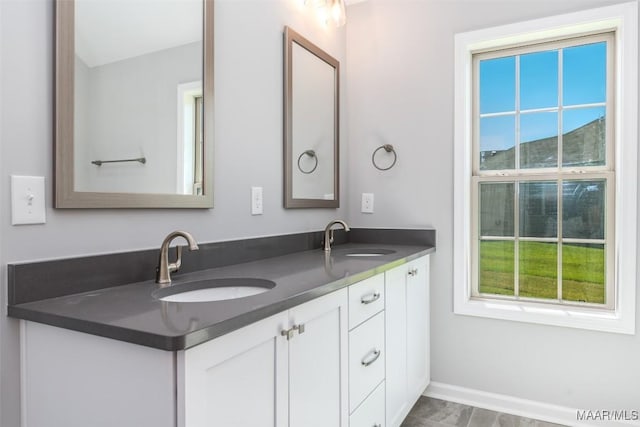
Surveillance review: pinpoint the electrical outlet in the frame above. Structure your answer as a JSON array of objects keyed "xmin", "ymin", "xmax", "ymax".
[
  {"xmin": 361, "ymin": 193, "xmax": 374, "ymax": 213},
  {"xmin": 251, "ymin": 187, "xmax": 263, "ymax": 215},
  {"xmin": 11, "ymin": 175, "xmax": 46, "ymax": 225}
]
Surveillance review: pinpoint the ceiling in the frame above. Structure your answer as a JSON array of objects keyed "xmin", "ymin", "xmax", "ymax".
[
  {"xmin": 75, "ymin": 0, "xmax": 369, "ymax": 68},
  {"xmin": 75, "ymin": 0, "xmax": 203, "ymax": 67}
]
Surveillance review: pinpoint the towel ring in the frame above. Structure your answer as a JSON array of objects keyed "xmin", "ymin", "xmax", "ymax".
[
  {"xmin": 372, "ymin": 144, "xmax": 397, "ymax": 171},
  {"xmin": 297, "ymin": 150, "xmax": 318, "ymax": 174}
]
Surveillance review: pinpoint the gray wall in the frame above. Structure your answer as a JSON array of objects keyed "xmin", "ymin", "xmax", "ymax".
[
  {"xmin": 346, "ymin": 0, "xmax": 639, "ymax": 410},
  {"xmin": 75, "ymin": 42, "xmax": 202, "ymax": 194},
  {"xmin": 0, "ymin": 0, "xmax": 346, "ymax": 425}
]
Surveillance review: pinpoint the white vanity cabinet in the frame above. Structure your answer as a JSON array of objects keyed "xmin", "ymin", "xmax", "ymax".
[
  {"xmin": 385, "ymin": 256, "xmax": 431, "ymax": 427},
  {"xmin": 179, "ymin": 288, "xmax": 349, "ymax": 427},
  {"xmin": 21, "ymin": 289, "xmax": 348, "ymax": 427},
  {"xmin": 20, "ymin": 255, "xmax": 431, "ymax": 427}
]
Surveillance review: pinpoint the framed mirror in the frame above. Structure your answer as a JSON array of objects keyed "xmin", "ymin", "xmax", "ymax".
[
  {"xmin": 55, "ymin": 0, "xmax": 214, "ymax": 208},
  {"xmin": 284, "ymin": 26, "xmax": 339, "ymax": 209}
]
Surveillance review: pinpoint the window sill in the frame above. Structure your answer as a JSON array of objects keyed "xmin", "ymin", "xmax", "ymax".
[{"xmin": 454, "ymin": 297, "xmax": 635, "ymax": 334}]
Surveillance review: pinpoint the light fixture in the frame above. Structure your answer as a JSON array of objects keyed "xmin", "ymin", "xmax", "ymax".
[
  {"xmin": 304, "ymin": 0, "xmax": 346, "ymax": 27},
  {"xmin": 329, "ymin": 0, "xmax": 346, "ymax": 27}
]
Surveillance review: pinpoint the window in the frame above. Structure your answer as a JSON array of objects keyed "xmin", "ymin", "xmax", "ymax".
[
  {"xmin": 176, "ymin": 81, "xmax": 203, "ymax": 195},
  {"xmin": 454, "ymin": 3, "xmax": 637, "ymax": 333},
  {"xmin": 473, "ymin": 34, "xmax": 614, "ymax": 309}
]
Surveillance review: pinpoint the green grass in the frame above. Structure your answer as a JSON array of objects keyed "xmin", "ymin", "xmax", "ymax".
[{"xmin": 479, "ymin": 241, "xmax": 605, "ymax": 304}]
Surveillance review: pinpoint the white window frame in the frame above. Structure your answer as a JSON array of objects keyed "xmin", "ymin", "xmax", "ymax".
[
  {"xmin": 176, "ymin": 81, "xmax": 203, "ymax": 195},
  {"xmin": 453, "ymin": 2, "xmax": 637, "ymax": 334}
]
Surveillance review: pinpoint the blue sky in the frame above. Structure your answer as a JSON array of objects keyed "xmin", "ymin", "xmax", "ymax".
[{"xmin": 479, "ymin": 42, "xmax": 606, "ymax": 153}]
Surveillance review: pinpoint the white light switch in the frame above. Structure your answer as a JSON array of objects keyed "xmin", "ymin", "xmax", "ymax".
[
  {"xmin": 11, "ymin": 175, "xmax": 46, "ymax": 225},
  {"xmin": 361, "ymin": 193, "xmax": 374, "ymax": 213},
  {"xmin": 251, "ymin": 186, "xmax": 263, "ymax": 215}
]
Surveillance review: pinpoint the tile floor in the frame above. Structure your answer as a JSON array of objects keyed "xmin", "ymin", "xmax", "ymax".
[{"xmin": 401, "ymin": 396, "xmax": 567, "ymax": 427}]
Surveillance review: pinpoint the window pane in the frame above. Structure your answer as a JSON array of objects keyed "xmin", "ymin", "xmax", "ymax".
[
  {"xmin": 562, "ymin": 243, "xmax": 605, "ymax": 304},
  {"xmin": 479, "ymin": 240, "xmax": 514, "ymax": 296},
  {"xmin": 520, "ymin": 112, "xmax": 558, "ymax": 169},
  {"xmin": 480, "ymin": 183, "xmax": 514, "ymax": 236},
  {"xmin": 563, "ymin": 42, "xmax": 606, "ymax": 106},
  {"xmin": 519, "ymin": 241, "xmax": 557, "ymax": 300},
  {"xmin": 562, "ymin": 180, "xmax": 605, "ymax": 239},
  {"xmin": 480, "ymin": 56, "xmax": 515, "ymax": 114},
  {"xmin": 520, "ymin": 50, "xmax": 558, "ymax": 110},
  {"xmin": 480, "ymin": 115, "xmax": 515, "ymax": 170},
  {"xmin": 562, "ymin": 108, "xmax": 606, "ymax": 167},
  {"xmin": 519, "ymin": 181, "xmax": 557, "ymax": 238}
]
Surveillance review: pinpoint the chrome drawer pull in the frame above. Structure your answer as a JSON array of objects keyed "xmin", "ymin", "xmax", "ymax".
[
  {"xmin": 361, "ymin": 349, "xmax": 381, "ymax": 367},
  {"xmin": 373, "ymin": 424, "xmax": 382, "ymax": 427},
  {"xmin": 360, "ymin": 292, "xmax": 380, "ymax": 305}
]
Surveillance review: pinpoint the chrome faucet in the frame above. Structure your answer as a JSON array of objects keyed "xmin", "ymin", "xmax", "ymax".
[
  {"xmin": 156, "ymin": 231, "xmax": 199, "ymax": 286},
  {"xmin": 323, "ymin": 220, "xmax": 350, "ymax": 252}
]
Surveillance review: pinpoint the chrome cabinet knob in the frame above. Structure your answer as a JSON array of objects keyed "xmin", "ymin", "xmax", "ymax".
[
  {"xmin": 282, "ymin": 324, "xmax": 305, "ymax": 340},
  {"xmin": 281, "ymin": 328, "xmax": 295, "ymax": 340}
]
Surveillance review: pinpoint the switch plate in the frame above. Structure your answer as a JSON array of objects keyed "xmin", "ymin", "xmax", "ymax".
[
  {"xmin": 251, "ymin": 186, "xmax": 263, "ymax": 215},
  {"xmin": 361, "ymin": 193, "xmax": 374, "ymax": 213},
  {"xmin": 11, "ymin": 175, "xmax": 46, "ymax": 225}
]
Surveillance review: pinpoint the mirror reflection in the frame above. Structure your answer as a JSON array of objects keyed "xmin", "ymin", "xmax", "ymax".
[
  {"xmin": 291, "ymin": 41, "xmax": 335, "ymax": 199},
  {"xmin": 73, "ymin": 0, "xmax": 204, "ymax": 195},
  {"xmin": 284, "ymin": 26, "xmax": 339, "ymax": 208}
]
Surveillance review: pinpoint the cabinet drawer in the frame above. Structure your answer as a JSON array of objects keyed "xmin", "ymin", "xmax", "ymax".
[
  {"xmin": 348, "ymin": 274, "xmax": 385, "ymax": 330},
  {"xmin": 349, "ymin": 311, "xmax": 385, "ymax": 413},
  {"xmin": 349, "ymin": 381, "xmax": 385, "ymax": 427}
]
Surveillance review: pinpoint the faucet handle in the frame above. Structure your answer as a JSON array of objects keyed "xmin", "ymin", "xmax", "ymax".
[
  {"xmin": 321, "ymin": 230, "xmax": 335, "ymax": 249},
  {"xmin": 168, "ymin": 245, "xmax": 183, "ymax": 273}
]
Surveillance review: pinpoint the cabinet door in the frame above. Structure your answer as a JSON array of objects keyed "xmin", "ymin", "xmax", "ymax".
[
  {"xmin": 288, "ymin": 288, "xmax": 348, "ymax": 427},
  {"xmin": 180, "ymin": 312, "xmax": 289, "ymax": 427},
  {"xmin": 406, "ymin": 256, "xmax": 430, "ymax": 398},
  {"xmin": 384, "ymin": 265, "xmax": 409, "ymax": 427}
]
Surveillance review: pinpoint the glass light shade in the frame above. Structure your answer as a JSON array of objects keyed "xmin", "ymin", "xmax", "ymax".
[{"xmin": 330, "ymin": 0, "xmax": 346, "ymax": 27}]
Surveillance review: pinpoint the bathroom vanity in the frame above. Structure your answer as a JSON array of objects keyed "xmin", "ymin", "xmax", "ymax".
[{"xmin": 9, "ymin": 229, "xmax": 435, "ymax": 427}]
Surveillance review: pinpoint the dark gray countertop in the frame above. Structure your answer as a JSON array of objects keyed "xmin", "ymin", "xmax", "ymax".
[{"xmin": 9, "ymin": 242, "xmax": 434, "ymax": 351}]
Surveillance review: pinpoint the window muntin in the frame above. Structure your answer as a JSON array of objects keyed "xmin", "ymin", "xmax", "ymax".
[{"xmin": 471, "ymin": 33, "xmax": 615, "ymax": 309}]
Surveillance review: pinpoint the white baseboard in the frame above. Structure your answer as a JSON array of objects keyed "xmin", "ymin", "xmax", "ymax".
[{"xmin": 424, "ymin": 382, "xmax": 640, "ymax": 427}]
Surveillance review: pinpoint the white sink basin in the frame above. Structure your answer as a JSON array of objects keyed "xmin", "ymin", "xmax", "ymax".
[
  {"xmin": 337, "ymin": 248, "xmax": 396, "ymax": 257},
  {"xmin": 154, "ymin": 278, "xmax": 276, "ymax": 303}
]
